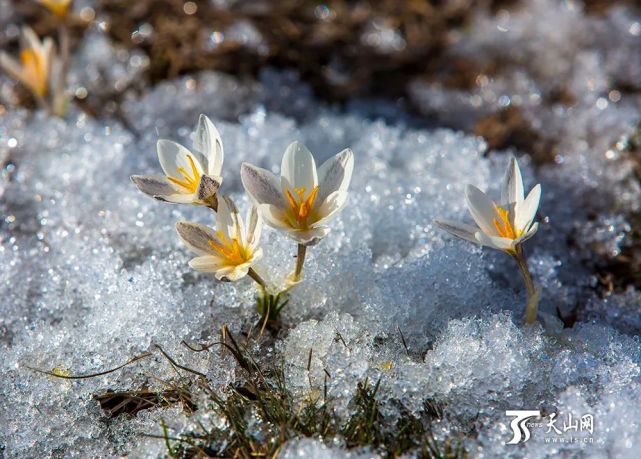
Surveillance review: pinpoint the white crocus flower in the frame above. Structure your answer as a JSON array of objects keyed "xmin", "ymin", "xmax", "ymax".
[
  {"xmin": 436, "ymin": 156, "xmax": 541, "ymax": 255},
  {"xmin": 436, "ymin": 156, "xmax": 542, "ymax": 324},
  {"xmin": 131, "ymin": 115, "xmax": 224, "ymax": 207},
  {"xmin": 240, "ymin": 141, "xmax": 354, "ymax": 246},
  {"xmin": 0, "ymin": 27, "xmax": 54, "ymax": 100},
  {"xmin": 176, "ymin": 196, "xmax": 263, "ymax": 282}
]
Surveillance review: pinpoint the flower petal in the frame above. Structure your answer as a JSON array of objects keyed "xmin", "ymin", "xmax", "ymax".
[
  {"xmin": 475, "ymin": 231, "xmax": 515, "ymax": 252},
  {"xmin": 245, "ymin": 205, "xmax": 262, "ymax": 251},
  {"xmin": 157, "ymin": 139, "xmax": 203, "ymax": 180},
  {"xmin": 312, "ymin": 190, "xmax": 347, "ymax": 227},
  {"xmin": 259, "ymin": 204, "xmax": 292, "ymax": 230},
  {"xmin": 215, "ymin": 265, "xmax": 250, "ymax": 282},
  {"xmin": 42, "ymin": 37, "xmax": 54, "ymax": 74},
  {"xmin": 501, "ymin": 156, "xmax": 524, "ymax": 205},
  {"xmin": 176, "ymin": 221, "xmax": 219, "ymax": 255},
  {"xmin": 465, "ymin": 185, "xmax": 500, "ymax": 237},
  {"xmin": 131, "ymin": 175, "xmax": 177, "ymax": 197},
  {"xmin": 189, "ymin": 255, "xmax": 225, "ymax": 273},
  {"xmin": 196, "ymin": 174, "xmax": 220, "ymax": 201},
  {"xmin": 216, "ymin": 196, "xmax": 241, "ymax": 241},
  {"xmin": 514, "ymin": 184, "xmax": 541, "ymax": 233},
  {"xmin": 22, "ymin": 27, "xmax": 42, "ymax": 53},
  {"xmin": 194, "ymin": 114, "xmax": 224, "ymax": 177},
  {"xmin": 434, "ymin": 219, "xmax": 480, "ymax": 244},
  {"xmin": 280, "ymin": 141, "xmax": 318, "ymax": 191},
  {"xmin": 160, "ymin": 193, "xmax": 199, "ymax": 204},
  {"xmin": 241, "ymin": 163, "xmax": 284, "ymax": 207},
  {"xmin": 288, "ymin": 226, "xmax": 331, "ymax": 246},
  {"xmin": 317, "ymin": 148, "xmax": 354, "ymax": 203},
  {"xmin": 0, "ymin": 53, "xmax": 24, "ymax": 84},
  {"xmin": 517, "ymin": 222, "xmax": 539, "ymax": 244}
]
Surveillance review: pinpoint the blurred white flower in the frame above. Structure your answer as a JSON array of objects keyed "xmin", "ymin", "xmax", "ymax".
[
  {"xmin": 0, "ymin": 27, "xmax": 55, "ymax": 100},
  {"xmin": 176, "ymin": 196, "xmax": 263, "ymax": 282},
  {"xmin": 241, "ymin": 141, "xmax": 354, "ymax": 246},
  {"xmin": 131, "ymin": 114, "xmax": 224, "ymax": 207},
  {"xmin": 38, "ymin": 0, "xmax": 72, "ymax": 17},
  {"xmin": 436, "ymin": 156, "xmax": 541, "ymax": 254}
]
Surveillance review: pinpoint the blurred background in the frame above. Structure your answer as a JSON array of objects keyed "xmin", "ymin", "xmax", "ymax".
[{"xmin": 2, "ymin": 0, "xmax": 639, "ymax": 160}]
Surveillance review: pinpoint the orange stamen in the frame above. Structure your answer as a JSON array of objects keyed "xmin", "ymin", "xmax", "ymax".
[
  {"xmin": 167, "ymin": 155, "xmax": 201, "ymax": 193},
  {"xmin": 285, "ymin": 186, "xmax": 319, "ymax": 227},
  {"xmin": 492, "ymin": 205, "xmax": 519, "ymax": 239},
  {"xmin": 208, "ymin": 232, "xmax": 251, "ymax": 266}
]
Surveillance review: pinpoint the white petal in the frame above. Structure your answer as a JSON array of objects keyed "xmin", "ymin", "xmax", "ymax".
[
  {"xmin": 215, "ymin": 265, "xmax": 250, "ymax": 281},
  {"xmin": 465, "ymin": 185, "xmax": 500, "ymax": 237},
  {"xmin": 517, "ymin": 222, "xmax": 539, "ymax": 244},
  {"xmin": 434, "ymin": 219, "xmax": 480, "ymax": 244},
  {"xmin": 176, "ymin": 221, "xmax": 219, "ymax": 255},
  {"xmin": 216, "ymin": 196, "xmax": 239, "ymax": 241},
  {"xmin": 42, "ymin": 37, "xmax": 54, "ymax": 74},
  {"xmin": 22, "ymin": 27, "xmax": 42, "ymax": 53},
  {"xmin": 288, "ymin": 226, "xmax": 331, "ymax": 246},
  {"xmin": 280, "ymin": 141, "xmax": 318, "ymax": 191},
  {"xmin": 317, "ymin": 148, "xmax": 354, "ymax": 203},
  {"xmin": 241, "ymin": 163, "xmax": 284, "ymax": 207},
  {"xmin": 475, "ymin": 232, "xmax": 515, "ymax": 252},
  {"xmin": 0, "ymin": 53, "xmax": 24, "ymax": 84},
  {"xmin": 514, "ymin": 184, "xmax": 541, "ymax": 233},
  {"xmin": 502, "ymin": 156, "xmax": 524, "ymax": 205},
  {"xmin": 245, "ymin": 206, "xmax": 262, "ymax": 251},
  {"xmin": 312, "ymin": 190, "xmax": 348, "ymax": 227},
  {"xmin": 131, "ymin": 175, "xmax": 177, "ymax": 197},
  {"xmin": 259, "ymin": 204, "xmax": 292, "ymax": 230},
  {"xmin": 194, "ymin": 114, "xmax": 224, "ymax": 177},
  {"xmin": 157, "ymin": 139, "xmax": 203, "ymax": 180},
  {"xmin": 159, "ymin": 193, "xmax": 200, "ymax": 204},
  {"xmin": 189, "ymin": 255, "xmax": 225, "ymax": 273}
]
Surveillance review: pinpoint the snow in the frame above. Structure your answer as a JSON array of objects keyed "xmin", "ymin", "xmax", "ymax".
[{"xmin": 2, "ymin": 0, "xmax": 641, "ymax": 457}]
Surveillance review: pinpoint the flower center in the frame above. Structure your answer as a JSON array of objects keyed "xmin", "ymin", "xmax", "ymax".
[
  {"xmin": 167, "ymin": 155, "xmax": 201, "ymax": 194},
  {"xmin": 20, "ymin": 48, "xmax": 47, "ymax": 97},
  {"xmin": 493, "ymin": 205, "xmax": 522, "ymax": 240},
  {"xmin": 208, "ymin": 232, "xmax": 251, "ymax": 266},
  {"xmin": 285, "ymin": 186, "xmax": 319, "ymax": 227}
]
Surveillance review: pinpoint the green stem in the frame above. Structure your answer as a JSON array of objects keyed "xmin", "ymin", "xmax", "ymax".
[
  {"xmin": 53, "ymin": 23, "xmax": 70, "ymax": 117},
  {"xmin": 513, "ymin": 246, "xmax": 539, "ymax": 325},
  {"xmin": 294, "ymin": 244, "xmax": 307, "ymax": 281},
  {"xmin": 248, "ymin": 267, "xmax": 267, "ymax": 290}
]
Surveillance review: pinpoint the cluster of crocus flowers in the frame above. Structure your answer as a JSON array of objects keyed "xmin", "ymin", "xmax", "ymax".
[
  {"xmin": 132, "ymin": 115, "xmax": 354, "ymax": 321},
  {"xmin": 436, "ymin": 157, "xmax": 542, "ymax": 324},
  {"xmin": 0, "ymin": 27, "xmax": 55, "ymax": 106}
]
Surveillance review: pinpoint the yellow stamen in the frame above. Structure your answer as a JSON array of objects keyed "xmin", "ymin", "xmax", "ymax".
[
  {"xmin": 208, "ymin": 232, "xmax": 251, "ymax": 266},
  {"xmin": 492, "ymin": 205, "xmax": 521, "ymax": 239},
  {"xmin": 167, "ymin": 155, "xmax": 201, "ymax": 194},
  {"xmin": 20, "ymin": 48, "xmax": 48, "ymax": 97},
  {"xmin": 285, "ymin": 186, "xmax": 319, "ymax": 227}
]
